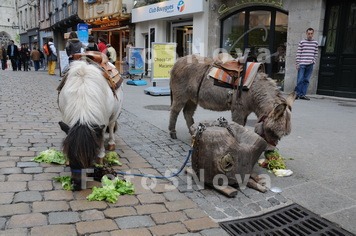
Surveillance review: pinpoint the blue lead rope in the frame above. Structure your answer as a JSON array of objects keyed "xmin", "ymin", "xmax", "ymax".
[{"xmin": 116, "ymin": 149, "xmax": 193, "ymax": 179}]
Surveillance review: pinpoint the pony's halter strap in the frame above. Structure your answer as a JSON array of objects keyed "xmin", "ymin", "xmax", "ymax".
[{"xmin": 257, "ymin": 116, "xmax": 278, "ymax": 147}]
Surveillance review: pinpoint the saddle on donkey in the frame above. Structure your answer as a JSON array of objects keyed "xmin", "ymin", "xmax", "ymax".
[
  {"xmin": 209, "ymin": 59, "xmax": 265, "ymax": 90},
  {"xmin": 57, "ymin": 51, "xmax": 123, "ymax": 97}
]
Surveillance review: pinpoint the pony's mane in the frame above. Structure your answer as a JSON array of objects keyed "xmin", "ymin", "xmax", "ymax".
[{"xmin": 60, "ymin": 60, "xmax": 111, "ymax": 127}]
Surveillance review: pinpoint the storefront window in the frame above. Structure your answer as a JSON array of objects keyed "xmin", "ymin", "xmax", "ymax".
[
  {"xmin": 326, "ymin": 5, "xmax": 339, "ymax": 54},
  {"xmin": 221, "ymin": 8, "xmax": 288, "ymax": 87},
  {"xmin": 222, "ymin": 12, "xmax": 245, "ymax": 57}
]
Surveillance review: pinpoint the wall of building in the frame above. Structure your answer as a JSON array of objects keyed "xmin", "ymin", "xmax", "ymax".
[
  {"xmin": 207, "ymin": 0, "xmax": 326, "ymax": 95},
  {"xmin": 283, "ymin": 0, "xmax": 325, "ymax": 94},
  {"xmin": 0, "ymin": 0, "xmax": 19, "ymax": 45}
]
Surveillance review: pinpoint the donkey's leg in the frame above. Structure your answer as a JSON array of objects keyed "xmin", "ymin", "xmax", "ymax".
[
  {"xmin": 183, "ymin": 100, "xmax": 198, "ymax": 135},
  {"xmin": 169, "ymin": 100, "xmax": 186, "ymax": 139},
  {"xmin": 107, "ymin": 121, "xmax": 117, "ymax": 151}
]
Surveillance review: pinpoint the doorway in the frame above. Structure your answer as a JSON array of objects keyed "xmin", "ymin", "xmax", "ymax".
[
  {"xmin": 171, "ymin": 21, "xmax": 193, "ymax": 57},
  {"xmin": 318, "ymin": 0, "xmax": 356, "ymax": 98}
]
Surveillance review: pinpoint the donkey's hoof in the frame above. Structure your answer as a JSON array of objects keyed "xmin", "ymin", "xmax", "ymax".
[
  {"xmin": 170, "ymin": 132, "xmax": 177, "ymax": 139},
  {"xmin": 107, "ymin": 144, "xmax": 116, "ymax": 151}
]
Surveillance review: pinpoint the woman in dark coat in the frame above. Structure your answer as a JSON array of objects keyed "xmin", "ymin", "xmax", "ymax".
[
  {"xmin": 86, "ymin": 35, "xmax": 99, "ymax": 51},
  {"xmin": 65, "ymin": 31, "xmax": 84, "ymax": 63}
]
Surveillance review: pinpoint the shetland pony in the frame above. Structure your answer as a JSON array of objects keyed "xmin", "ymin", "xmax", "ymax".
[
  {"xmin": 58, "ymin": 60, "xmax": 123, "ymax": 190},
  {"xmin": 169, "ymin": 54, "xmax": 295, "ymax": 149}
]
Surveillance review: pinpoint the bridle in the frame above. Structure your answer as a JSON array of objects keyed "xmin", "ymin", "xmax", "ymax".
[{"xmin": 257, "ymin": 115, "xmax": 279, "ymax": 147}]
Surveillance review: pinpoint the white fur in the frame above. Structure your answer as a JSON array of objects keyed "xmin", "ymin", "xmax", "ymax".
[{"xmin": 59, "ymin": 60, "xmax": 123, "ymax": 158}]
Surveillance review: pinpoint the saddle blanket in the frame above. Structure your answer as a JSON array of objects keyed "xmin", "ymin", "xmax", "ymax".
[{"xmin": 209, "ymin": 62, "xmax": 263, "ymax": 89}]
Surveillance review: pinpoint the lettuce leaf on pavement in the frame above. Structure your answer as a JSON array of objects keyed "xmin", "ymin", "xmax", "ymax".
[
  {"xmin": 53, "ymin": 176, "xmax": 73, "ymax": 191},
  {"xmin": 87, "ymin": 176, "xmax": 135, "ymax": 203},
  {"xmin": 32, "ymin": 149, "xmax": 67, "ymax": 165}
]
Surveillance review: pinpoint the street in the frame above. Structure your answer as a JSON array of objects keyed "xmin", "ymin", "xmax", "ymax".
[{"xmin": 1, "ymin": 69, "xmax": 356, "ymax": 235}]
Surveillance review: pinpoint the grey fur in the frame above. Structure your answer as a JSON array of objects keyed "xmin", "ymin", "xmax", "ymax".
[{"xmin": 168, "ymin": 54, "xmax": 296, "ymax": 148}]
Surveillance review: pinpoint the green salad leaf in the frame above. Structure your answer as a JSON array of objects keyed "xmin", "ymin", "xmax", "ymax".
[
  {"xmin": 32, "ymin": 149, "xmax": 67, "ymax": 165},
  {"xmin": 53, "ymin": 176, "xmax": 73, "ymax": 191},
  {"xmin": 87, "ymin": 176, "xmax": 134, "ymax": 203},
  {"xmin": 104, "ymin": 151, "xmax": 122, "ymax": 166},
  {"xmin": 260, "ymin": 150, "xmax": 287, "ymax": 170}
]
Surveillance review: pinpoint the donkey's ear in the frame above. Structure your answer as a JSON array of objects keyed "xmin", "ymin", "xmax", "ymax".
[
  {"xmin": 273, "ymin": 103, "xmax": 287, "ymax": 119},
  {"xmin": 286, "ymin": 91, "xmax": 297, "ymax": 109},
  {"xmin": 59, "ymin": 121, "xmax": 70, "ymax": 134}
]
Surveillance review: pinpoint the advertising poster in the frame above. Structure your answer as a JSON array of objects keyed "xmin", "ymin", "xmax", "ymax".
[
  {"xmin": 151, "ymin": 43, "xmax": 177, "ymax": 81},
  {"xmin": 77, "ymin": 23, "xmax": 89, "ymax": 46},
  {"xmin": 128, "ymin": 47, "xmax": 145, "ymax": 75},
  {"xmin": 59, "ymin": 51, "xmax": 69, "ymax": 77}
]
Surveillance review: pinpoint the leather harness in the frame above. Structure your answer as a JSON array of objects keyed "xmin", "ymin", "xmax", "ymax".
[{"xmin": 57, "ymin": 51, "xmax": 124, "ymax": 99}]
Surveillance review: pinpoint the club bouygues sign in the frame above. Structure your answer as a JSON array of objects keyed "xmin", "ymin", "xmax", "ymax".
[{"xmin": 132, "ymin": 0, "xmax": 204, "ymax": 23}]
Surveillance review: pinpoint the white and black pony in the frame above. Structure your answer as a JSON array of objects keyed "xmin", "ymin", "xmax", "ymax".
[{"xmin": 58, "ymin": 59, "xmax": 123, "ymax": 190}]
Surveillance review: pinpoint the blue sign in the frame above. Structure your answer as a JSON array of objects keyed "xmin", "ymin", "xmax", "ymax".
[{"xmin": 77, "ymin": 23, "xmax": 89, "ymax": 45}]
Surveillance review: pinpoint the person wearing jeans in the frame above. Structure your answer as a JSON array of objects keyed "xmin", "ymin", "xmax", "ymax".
[{"xmin": 295, "ymin": 28, "xmax": 319, "ymax": 100}]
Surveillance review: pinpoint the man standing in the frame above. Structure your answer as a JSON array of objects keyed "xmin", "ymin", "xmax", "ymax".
[
  {"xmin": 47, "ymin": 38, "xmax": 57, "ymax": 75},
  {"xmin": 7, "ymin": 40, "xmax": 19, "ymax": 71},
  {"xmin": 295, "ymin": 28, "xmax": 319, "ymax": 100}
]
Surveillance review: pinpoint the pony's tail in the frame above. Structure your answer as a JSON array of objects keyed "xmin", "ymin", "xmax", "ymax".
[{"xmin": 62, "ymin": 123, "xmax": 101, "ymax": 170}]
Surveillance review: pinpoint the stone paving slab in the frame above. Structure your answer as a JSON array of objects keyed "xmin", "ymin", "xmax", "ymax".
[{"xmin": 0, "ymin": 70, "xmax": 227, "ymax": 235}]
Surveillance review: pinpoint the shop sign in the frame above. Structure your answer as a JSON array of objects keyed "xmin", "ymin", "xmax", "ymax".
[
  {"xmin": 100, "ymin": 20, "xmax": 120, "ymax": 28},
  {"xmin": 151, "ymin": 43, "xmax": 177, "ymax": 81},
  {"xmin": 218, "ymin": 0, "xmax": 283, "ymax": 16},
  {"xmin": 132, "ymin": 0, "xmax": 204, "ymax": 23}
]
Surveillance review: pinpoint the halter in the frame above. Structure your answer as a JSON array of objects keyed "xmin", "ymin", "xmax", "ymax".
[{"xmin": 257, "ymin": 115, "xmax": 278, "ymax": 147}]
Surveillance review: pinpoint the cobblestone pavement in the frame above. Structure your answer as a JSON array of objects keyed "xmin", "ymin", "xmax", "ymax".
[{"xmin": 1, "ymin": 69, "xmax": 291, "ymax": 235}]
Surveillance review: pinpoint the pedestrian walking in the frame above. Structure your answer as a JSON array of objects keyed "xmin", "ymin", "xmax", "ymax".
[
  {"xmin": 47, "ymin": 38, "xmax": 57, "ymax": 76},
  {"xmin": 85, "ymin": 35, "xmax": 99, "ymax": 51},
  {"xmin": 20, "ymin": 45, "xmax": 31, "ymax": 71},
  {"xmin": 7, "ymin": 40, "xmax": 19, "ymax": 71},
  {"xmin": 106, "ymin": 43, "xmax": 116, "ymax": 64},
  {"xmin": 97, "ymin": 37, "xmax": 107, "ymax": 54},
  {"xmin": 0, "ymin": 45, "xmax": 7, "ymax": 70},
  {"xmin": 38, "ymin": 49, "xmax": 46, "ymax": 70},
  {"xmin": 295, "ymin": 28, "xmax": 319, "ymax": 100},
  {"xmin": 65, "ymin": 31, "xmax": 84, "ymax": 64},
  {"xmin": 30, "ymin": 46, "xmax": 41, "ymax": 71}
]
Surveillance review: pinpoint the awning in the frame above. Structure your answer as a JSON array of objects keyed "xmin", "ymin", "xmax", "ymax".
[{"xmin": 90, "ymin": 25, "xmax": 129, "ymax": 32}]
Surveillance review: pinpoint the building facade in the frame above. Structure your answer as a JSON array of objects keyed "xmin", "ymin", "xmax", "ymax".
[
  {"xmin": 2, "ymin": 0, "xmax": 355, "ymax": 98},
  {"xmin": 133, "ymin": 0, "xmax": 356, "ymax": 98},
  {"xmin": 0, "ymin": 0, "xmax": 20, "ymax": 47},
  {"xmin": 83, "ymin": 0, "xmax": 133, "ymax": 72},
  {"xmin": 17, "ymin": 0, "xmax": 39, "ymax": 49}
]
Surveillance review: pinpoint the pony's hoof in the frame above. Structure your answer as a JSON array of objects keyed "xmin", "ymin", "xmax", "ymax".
[
  {"xmin": 170, "ymin": 132, "xmax": 177, "ymax": 139},
  {"xmin": 107, "ymin": 144, "xmax": 115, "ymax": 151},
  {"xmin": 71, "ymin": 173, "xmax": 82, "ymax": 191}
]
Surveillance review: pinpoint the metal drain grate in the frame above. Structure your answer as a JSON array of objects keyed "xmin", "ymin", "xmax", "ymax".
[{"xmin": 220, "ymin": 204, "xmax": 353, "ymax": 236}]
